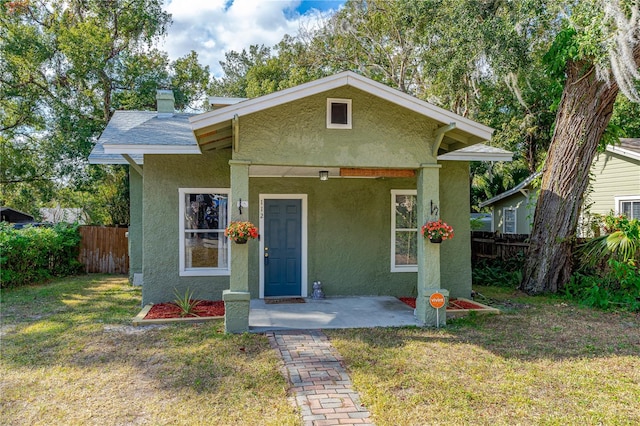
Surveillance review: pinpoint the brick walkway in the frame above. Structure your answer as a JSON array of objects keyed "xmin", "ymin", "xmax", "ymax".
[{"xmin": 268, "ymin": 330, "xmax": 374, "ymax": 426}]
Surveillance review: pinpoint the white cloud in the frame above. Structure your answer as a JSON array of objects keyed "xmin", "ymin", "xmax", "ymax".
[{"xmin": 160, "ymin": 0, "xmax": 338, "ymax": 76}]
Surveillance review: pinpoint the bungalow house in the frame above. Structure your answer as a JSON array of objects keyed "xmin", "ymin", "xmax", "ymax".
[
  {"xmin": 479, "ymin": 138, "xmax": 640, "ymax": 235},
  {"xmin": 90, "ymin": 71, "xmax": 511, "ymax": 332}
]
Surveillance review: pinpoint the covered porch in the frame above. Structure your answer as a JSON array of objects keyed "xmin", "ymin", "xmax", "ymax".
[{"xmin": 249, "ymin": 296, "xmax": 421, "ymax": 332}]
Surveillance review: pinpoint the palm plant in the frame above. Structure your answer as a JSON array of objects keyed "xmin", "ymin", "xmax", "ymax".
[{"xmin": 173, "ymin": 288, "xmax": 201, "ymax": 317}]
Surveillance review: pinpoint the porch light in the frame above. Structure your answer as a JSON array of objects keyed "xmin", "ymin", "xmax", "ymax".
[{"xmin": 319, "ymin": 170, "xmax": 329, "ymax": 181}]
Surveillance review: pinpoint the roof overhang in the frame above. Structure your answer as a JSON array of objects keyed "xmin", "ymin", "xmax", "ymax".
[
  {"xmin": 606, "ymin": 140, "xmax": 640, "ymax": 161},
  {"xmin": 101, "ymin": 144, "xmax": 200, "ymax": 155},
  {"xmin": 479, "ymin": 172, "xmax": 541, "ymax": 208},
  {"xmin": 437, "ymin": 144, "xmax": 513, "ymax": 162},
  {"xmin": 88, "ymin": 141, "xmax": 144, "ymax": 165}
]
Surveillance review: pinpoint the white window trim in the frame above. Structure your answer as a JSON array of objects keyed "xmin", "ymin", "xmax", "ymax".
[
  {"xmin": 614, "ymin": 195, "xmax": 640, "ymax": 219},
  {"xmin": 179, "ymin": 188, "xmax": 231, "ymax": 276},
  {"xmin": 326, "ymin": 98, "xmax": 352, "ymax": 129},
  {"xmin": 391, "ymin": 189, "xmax": 418, "ymax": 273},
  {"xmin": 503, "ymin": 207, "xmax": 517, "ymax": 234}
]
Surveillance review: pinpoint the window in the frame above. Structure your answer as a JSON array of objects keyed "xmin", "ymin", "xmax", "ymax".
[
  {"xmin": 391, "ymin": 190, "xmax": 418, "ymax": 272},
  {"xmin": 616, "ymin": 196, "xmax": 640, "ymax": 220},
  {"xmin": 179, "ymin": 189, "xmax": 230, "ymax": 276},
  {"xmin": 503, "ymin": 208, "xmax": 517, "ymax": 234},
  {"xmin": 327, "ymin": 98, "xmax": 352, "ymax": 129}
]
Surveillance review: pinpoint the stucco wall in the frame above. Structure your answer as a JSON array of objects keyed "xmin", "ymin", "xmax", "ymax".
[
  {"xmin": 128, "ymin": 167, "xmax": 143, "ymax": 282},
  {"xmin": 237, "ymin": 86, "xmax": 438, "ymax": 168},
  {"xmin": 248, "ymin": 177, "xmax": 418, "ymax": 298},
  {"xmin": 139, "ymin": 87, "xmax": 477, "ymax": 302},
  {"xmin": 439, "ymin": 161, "xmax": 472, "ymax": 298},
  {"xmin": 141, "ymin": 150, "xmax": 231, "ymax": 305},
  {"xmin": 140, "ymin": 158, "xmax": 473, "ymax": 301}
]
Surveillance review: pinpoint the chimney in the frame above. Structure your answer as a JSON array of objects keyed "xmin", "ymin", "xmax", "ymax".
[{"xmin": 156, "ymin": 90, "xmax": 175, "ymax": 117}]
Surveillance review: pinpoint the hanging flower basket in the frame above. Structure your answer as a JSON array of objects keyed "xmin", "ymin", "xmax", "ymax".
[
  {"xmin": 421, "ymin": 219, "xmax": 454, "ymax": 243},
  {"xmin": 225, "ymin": 221, "xmax": 259, "ymax": 244}
]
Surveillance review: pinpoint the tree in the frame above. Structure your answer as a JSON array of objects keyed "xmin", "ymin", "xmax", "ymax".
[
  {"xmin": 521, "ymin": 1, "xmax": 640, "ymax": 294},
  {"xmin": 1, "ymin": 1, "xmax": 211, "ymax": 223}
]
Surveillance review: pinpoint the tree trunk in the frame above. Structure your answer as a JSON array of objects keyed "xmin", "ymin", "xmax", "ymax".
[{"xmin": 520, "ymin": 60, "xmax": 620, "ymax": 294}]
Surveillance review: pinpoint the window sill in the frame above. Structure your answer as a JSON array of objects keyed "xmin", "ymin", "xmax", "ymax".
[
  {"xmin": 391, "ymin": 266, "xmax": 418, "ymax": 273},
  {"xmin": 180, "ymin": 269, "xmax": 230, "ymax": 277}
]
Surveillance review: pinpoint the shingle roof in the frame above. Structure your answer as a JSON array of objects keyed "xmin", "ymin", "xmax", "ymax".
[
  {"xmin": 479, "ymin": 172, "xmax": 541, "ymax": 208},
  {"xmin": 437, "ymin": 144, "xmax": 513, "ymax": 161},
  {"xmin": 99, "ymin": 111, "xmax": 199, "ymax": 154}
]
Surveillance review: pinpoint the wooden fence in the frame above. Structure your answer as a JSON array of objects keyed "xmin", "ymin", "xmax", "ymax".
[
  {"xmin": 471, "ymin": 231, "xmax": 530, "ymax": 263},
  {"xmin": 78, "ymin": 226, "xmax": 129, "ymax": 274}
]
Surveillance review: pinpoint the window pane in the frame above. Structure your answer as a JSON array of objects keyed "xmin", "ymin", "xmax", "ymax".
[
  {"xmin": 184, "ymin": 231, "xmax": 228, "ymax": 268},
  {"xmin": 395, "ymin": 194, "xmax": 417, "ymax": 229},
  {"xmin": 395, "ymin": 231, "xmax": 417, "ymax": 266},
  {"xmin": 621, "ymin": 201, "xmax": 640, "ymax": 220},
  {"xmin": 184, "ymin": 193, "xmax": 228, "ymax": 230},
  {"xmin": 504, "ymin": 209, "xmax": 516, "ymax": 233},
  {"xmin": 331, "ymin": 102, "xmax": 348, "ymax": 124}
]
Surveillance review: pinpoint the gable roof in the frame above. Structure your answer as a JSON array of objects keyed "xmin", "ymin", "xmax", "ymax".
[
  {"xmin": 479, "ymin": 172, "xmax": 541, "ymax": 208},
  {"xmin": 606, "ymin": 138, "xmax": 640, "ymax": 161},
  {"xmin": 190, "ymin": 71, "xmax": 494, "ymax": 151}
]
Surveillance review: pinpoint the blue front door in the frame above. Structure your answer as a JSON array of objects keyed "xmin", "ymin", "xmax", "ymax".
[{"xmin": 264, "ymin": 199, "xmax": 302, "ymax": 297}]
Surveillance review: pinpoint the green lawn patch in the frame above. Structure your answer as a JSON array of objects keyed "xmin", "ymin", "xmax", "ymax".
[
  {"xmin": 0, "ymin": 275, "xmax": 298, "ymax": 425},
  {"xmin": 327, "ymin": 285, "xmax": 640, "ymax": 425}
]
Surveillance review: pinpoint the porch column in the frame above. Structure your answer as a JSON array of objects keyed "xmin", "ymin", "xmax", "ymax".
[
  {"xmin": 224, "ymin": 160, "xmax": 251, "ymax": 333},
  {"xmin": 415, "ymin": 164, "xmax": 448, "ymax": 326}
]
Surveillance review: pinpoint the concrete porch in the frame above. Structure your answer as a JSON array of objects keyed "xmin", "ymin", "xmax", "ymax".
[{"xmin": 249, "ymin": 296, "xmax": 422, "ymax": 332}]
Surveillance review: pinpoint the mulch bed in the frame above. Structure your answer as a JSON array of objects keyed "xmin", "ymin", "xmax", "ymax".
[
  {"xmin": 144, "ymin": 300, "xmax": 225, "ymax": 319},
  {"xmin": 398, "ymin": 297, "xmax": 487, "ymax": 310},
  {"xmin": 264, "ymin": 297, "xmax": 306, "ymax": 304}
]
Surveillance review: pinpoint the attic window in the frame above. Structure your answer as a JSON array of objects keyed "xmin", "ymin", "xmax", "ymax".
[{"xmin": 327, "ymin": 98, "xmax": 352, "ymax": 129}]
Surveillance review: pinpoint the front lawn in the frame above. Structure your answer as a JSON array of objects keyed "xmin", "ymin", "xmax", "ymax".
[
  {"xmin": 0, "ymin": 275, "xmax": 298, "ymax": 426},
  {"xmin": 327, "ymin": 286, "xmax": 640, "ymax": 425}
]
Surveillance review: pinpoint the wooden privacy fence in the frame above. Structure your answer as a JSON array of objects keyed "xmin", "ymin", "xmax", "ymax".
[
  {"xmin": 471, "ymin": 231, "xmax": 530, "ymax": 263},
  {"xmin": 78, "ymin": 226, "xmax": 129, "ymax": 274}
]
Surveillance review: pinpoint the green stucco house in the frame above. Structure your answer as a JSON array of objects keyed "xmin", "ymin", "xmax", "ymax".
[{"xmin": 90, "ymin": 72, "xmax": 510, "ymax": 332}]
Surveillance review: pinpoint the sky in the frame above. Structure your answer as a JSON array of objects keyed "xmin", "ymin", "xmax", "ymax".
[{"xmin": 160, "ymin": 0, "xmax": 345, "ymax": 77}]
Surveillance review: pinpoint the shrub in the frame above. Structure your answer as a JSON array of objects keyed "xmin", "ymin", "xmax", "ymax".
[
  {"xmin": 565, "ymin": 259, "xmax": 640, "ymax": 311},
  {"xmin": 0, "ymin": 222, "xmax": 83, "ymax": 288},
  {"xmin": 568, "ymin": 214, "xmax": 640, "ymax": 311},
  {"xmin": 472, "ymin": 254, "xmax": 524, "ymax": 288}
]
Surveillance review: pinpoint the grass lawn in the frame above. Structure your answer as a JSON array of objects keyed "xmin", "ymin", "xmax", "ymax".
[
  {"xmin": 0, "ymin": 275, "xmax": 299, "ymax": 426},
  {"xmin": 327, "ymin": 286, "xmax": 640, "ymax": 425},
  {"xmin": 2, "ymin": 278, "xmax": 639, "ymax": 425}
]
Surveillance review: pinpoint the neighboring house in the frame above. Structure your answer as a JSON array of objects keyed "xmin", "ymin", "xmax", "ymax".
[
  {"xmin": 480, "ymin": 138, "xmax": 640, "ymax": 235},
  {"xmin": 470, "ymin": 212, "xmax": 492, "ymax": 232},
  {"xmin": 40, "ymin": 206, "xmax": 88, "ymax": 224},
  {"xmin": 1, "ymin": 207, "xmax": 34, "ymax": 224},
  {"xmin": 478, "ymin": 173, "xmax": 540, "ymax": 235},
  {"xmin": 588, "ymin": 138, "xmax": 640, "ymax": 220},
  {"xmin": 90, "ymin": 71, "xmax": 511, "ymax": 331}
]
